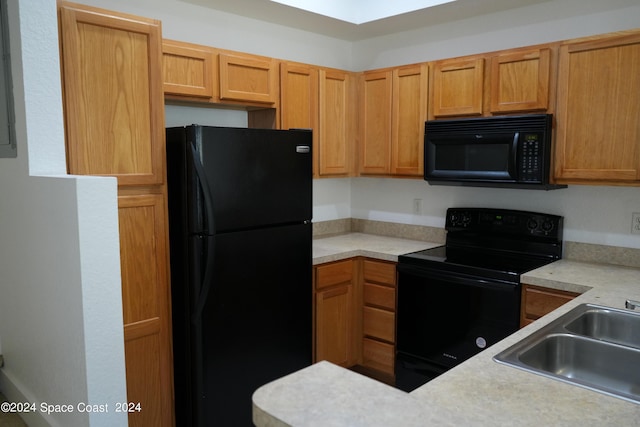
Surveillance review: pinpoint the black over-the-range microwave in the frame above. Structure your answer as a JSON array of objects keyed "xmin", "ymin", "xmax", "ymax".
[{"xmin": 424, "ymin": 114, "xmax": 566, "ymax": 190}]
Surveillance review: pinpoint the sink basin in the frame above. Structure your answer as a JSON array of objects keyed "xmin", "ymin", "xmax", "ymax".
[
  {"xmin": 565, "ymin": 307, "xmax": 640, "ymax": 349},
  {"xmin": 518, "ymin": 334, "xmax": 640, "ymax": 402},
  {"xmin": 494, "ymin": 303, "xmax": 640, "ymax": 404}
]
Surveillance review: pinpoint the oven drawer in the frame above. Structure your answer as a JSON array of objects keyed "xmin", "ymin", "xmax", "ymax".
[{"xmin": 363, "ymin": 306, "xmax": 395, "ymax": 342}]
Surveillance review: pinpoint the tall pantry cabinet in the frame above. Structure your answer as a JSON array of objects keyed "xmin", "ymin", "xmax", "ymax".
[{"xmin": 57, "ymin": 3, "xmax": 173, "ymax": 427}]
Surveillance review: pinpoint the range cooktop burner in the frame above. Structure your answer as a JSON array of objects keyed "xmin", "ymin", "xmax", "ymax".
[
  {"xmin": 400, "ymin": 245, "xmax": 558, "ymax": 283},
  {"xmin": 399, "ymin": 208, "xmax": 564, "ymax": 283}
]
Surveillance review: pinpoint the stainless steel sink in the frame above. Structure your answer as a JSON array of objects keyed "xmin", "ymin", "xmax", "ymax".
[
  {"xmin": 494, "ymin": 303, "xmax": 640, "ymax": 404},
  {"xmin": 565, "ymin": 307, "xmax": 640, "ymax": 349}
]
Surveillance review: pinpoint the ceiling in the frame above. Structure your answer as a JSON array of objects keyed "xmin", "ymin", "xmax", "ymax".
[{"xmin": 181, "ymin": 0, "xmax": 552, "ymax": 41}]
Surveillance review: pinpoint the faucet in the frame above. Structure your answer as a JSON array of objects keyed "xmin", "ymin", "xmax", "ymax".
[{"xmin": 625, "ymin": 299, "xmax": 640, "ymax": 310}]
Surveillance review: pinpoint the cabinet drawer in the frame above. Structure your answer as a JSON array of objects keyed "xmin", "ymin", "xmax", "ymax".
[
  {"xmin": 363, "ymin": 259, "xmax": 396, "ymax": 285},
  {"xmin": 363, "ymin": 283, "xmax": 395, "ymax": 311},
  {"xmin": 363, "ymin": 306, "xmax": 395, "ymax": 342},
  {"xmin": 316, "ymin": 260, "xmax": 353, "ymax": 290},
  {"xmin": 362, "ymin": 338, "xmax": 394, "ymax": 375}
]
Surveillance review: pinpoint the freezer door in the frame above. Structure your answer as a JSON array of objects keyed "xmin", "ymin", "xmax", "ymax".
[{"xmin": 190, "ymin": 126, "xmax": 312, "ymax": 233}]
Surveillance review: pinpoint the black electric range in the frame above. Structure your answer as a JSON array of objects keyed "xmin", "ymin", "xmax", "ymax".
[{"xmin": 395, "ymin": 207, "xmax": 563, "ymax": 392}]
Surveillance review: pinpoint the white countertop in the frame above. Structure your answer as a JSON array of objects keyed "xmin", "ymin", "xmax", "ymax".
[
  {"xmin": 253, "ymin": 235, "xmax": 640, "ymax": 427},
  {"xmin": 312, "ymin": 232, "xmax": 440, "ymax": 265}
]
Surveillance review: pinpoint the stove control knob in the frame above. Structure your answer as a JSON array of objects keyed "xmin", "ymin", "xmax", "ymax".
[
  {"xmin": 527, "ymin": 218, "xmax": 538, "ymax": 231},
  {"xmin": 542, "ymin": 220, "xmax": 554, "ymax": 232}
]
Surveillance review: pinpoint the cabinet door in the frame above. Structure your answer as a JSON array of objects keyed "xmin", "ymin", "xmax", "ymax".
[
  {"xmin": 118, "ymin": 193, "xmax": 173, "ymax": 427},
  {"xmin": 59, "ymin": 4, "xmax": 165, "ymax": 186},
  {"xmin": 319, "ymin": 70, "xmax": 355, "ymax": 176},
  {"xmin": 316, "ymin": 284, "xmax": 354, "ymax": 367},
  {"xmin": 359, "ymin": 70, "xmax": 393, "ymax": 175},
  {"xmin": 280, "ymin": 62, "xmax": 319, "ymax": 176},
  {"xmin": 489, "ymin": 48, "xmax": 551, "ymax": 113},
  {"xmin": 162, "ymin": 39, "xmax": 215, "ymax": 98},
  {"xmin": 555, "ymin": 32, "xmax": 640, "ymax": 183},
  {"xmin": 392, "ymin": 64, "xmax": 428, "ymax": 176},
  {"xmin": 431, "ymin": 57, "xmax": 484, "ymax": 118},
  {"xmin": 219, "ymin": 52, "xmax": 278, "ymax": 104},
  {"xmin": 315, "ymin": 260, "xmax": 355, "ymax": 367},
  {"xmin": 521, "ymin": 284, "xmax": 579, "ymax": 327}
]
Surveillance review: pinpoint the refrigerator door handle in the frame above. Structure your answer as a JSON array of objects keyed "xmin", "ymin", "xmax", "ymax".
[
  {"xmin": 192, "ymin": 235, "xmax": 215, "ymax": 322},
  {"xmin": 190, "ymin": 142, "xmax": 217, "ymax": 235},
  {"xmin": 190, "ymin": 143, "xmax": 217, "ymax": 321}
]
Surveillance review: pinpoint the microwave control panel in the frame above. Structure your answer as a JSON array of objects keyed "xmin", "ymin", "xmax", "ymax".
[{"xmin": 518, "ymin": 133, "xmax": 542, "ymax": 182}]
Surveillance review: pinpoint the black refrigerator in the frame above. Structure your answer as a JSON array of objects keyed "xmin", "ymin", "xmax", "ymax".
[{"xmin": 165, "ymin": 125, "xmax": 313, "ymax": 427}]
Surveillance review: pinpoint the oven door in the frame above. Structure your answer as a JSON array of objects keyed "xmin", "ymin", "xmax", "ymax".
[{"xmin": 395, "ymin": 264, "xmax": 520, "ymax": 391}]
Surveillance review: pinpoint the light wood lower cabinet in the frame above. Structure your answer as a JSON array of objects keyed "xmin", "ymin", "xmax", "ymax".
[
  {"xmin": 314, "ymin": 259, "xmax": 356, "ymax": 367},
  {"xmin": 314, "ymin": 258, "xmax": 398, "ymax": 379},
  {"xmin": 520, "ymin": 283, "xmax": 580, "ymax": 327},
  {"xmin": 361, "ymin": 259, "xmax": 397, "ymax": 377}
]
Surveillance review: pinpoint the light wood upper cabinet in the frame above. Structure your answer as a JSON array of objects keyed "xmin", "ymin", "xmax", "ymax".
[
  {"xmin": 161, "ymin": 43, "xmax": 279, "ymax": 106},
  {"xmin": 431, "ymin": 57, "xmax": 484, "ymax": 118},
  {"xmin": 59, "ymin": 2, "xmax": 165, "ymax": 186},
  {"xmin": 489, "ymin": 48, "xmax": 551, "ymax": 113},
  {"xmin": 162, "ymin": 39, "xmax": 215, "ymax": 99},
  {"xmin": 359, "ymin": 64, "xmax": 428, "ymax": 177},
  {"xmin": 360, "ymin": 70, "xmax": 393, "ymax": 175},
  {"xmin": 430, "ymin": 46, "xmax": 553, "ymax": 119},
  {"xmin": 392, "ymin": 64, "xmax": 428, "ymax": 176},
  {"xmin": 554, "ymin": 31, "xmax": 640, "ymax": 184},
  {"xmin": 319, "ymin": 69, "xmax": 356, "ymax": 176},
  {"xmin": 280, "ymin": 62, "xmax": 319, "ymax": 176},
  {"xmin": 219, "ymin": 52, "xmax": 278, "ymax": 104}
]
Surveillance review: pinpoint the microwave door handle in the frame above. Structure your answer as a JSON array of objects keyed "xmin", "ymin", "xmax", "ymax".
[{"xmin": 512, "ymin": 132, "xmax": 519, "ymax": 177}]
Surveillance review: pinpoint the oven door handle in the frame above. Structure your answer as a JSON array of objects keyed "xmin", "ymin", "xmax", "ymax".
[{"xmin": 397, "ymin": 264, "xmax": 518, "ymax": 290}]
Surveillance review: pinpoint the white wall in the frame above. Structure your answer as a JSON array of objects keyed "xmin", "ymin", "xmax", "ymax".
[
  {"xmin": 0, "ymin": 1, "xmax": 127, "ymax": 426},
  {"xmin": 79, "ymin": 0, "xmax": 355, "ymax": 70},
  {"xmin": 352, "ymin": 178, "xmax": 640, "ymax": 249},
  {"xmin": 351, "ymin": 0, "xmax": 640, "ymax": 69}
]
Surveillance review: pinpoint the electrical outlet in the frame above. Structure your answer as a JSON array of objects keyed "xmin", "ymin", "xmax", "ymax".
[
  {"xmin": 413, "ymin": 198, "xmax": 423, "ymax": 215},
  {"xmin": 632, "ymin": 212, "xmax": 640, "ymax": 235}
]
